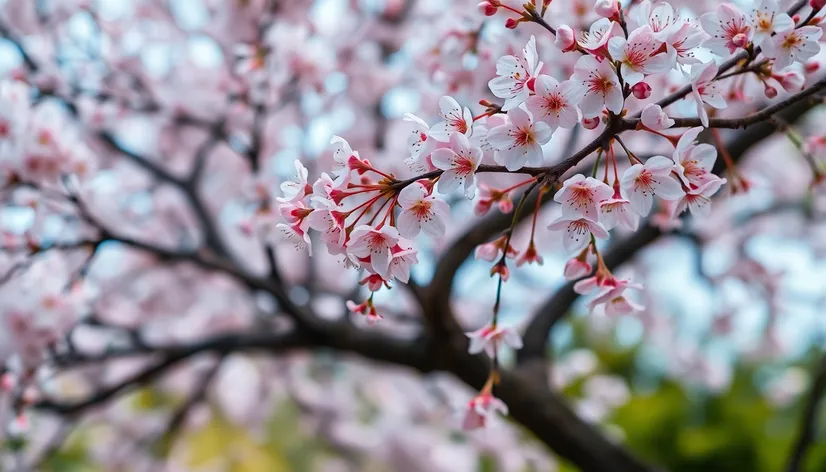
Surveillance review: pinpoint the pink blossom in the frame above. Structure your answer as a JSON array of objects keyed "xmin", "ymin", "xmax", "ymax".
[
  {"xmin": 547, "ymin": 216, "xmax": 610, "ymax": 254},
  {"xmin": 397, "ymin": 182, "xmax": 450, "ymax": 238},
  {"xmin": 474, "ymin": 235, "xmax": 518, "ymax": 262},
  {"xmin": 488, "ymin": 107, "xmax": 553, "ymax": 171},
  {"xmin": 488, "ymin": 36, "xmax": 544, "ymax": 111},
  {"xmin": 524, "ymin": 75, "xmax": 582, "ymax": 129},
  {"xmin": 431, "ymin": 132, "xmax": 483, "ymax": 198},
  {"xmin": 599, "ymin": 191, "xmax": 640, "ymax": 231},
  {"xmin": 607, "ymin": 25, "xmax": 675, "ymax": 85},
  {"xmin": 554, "ymin": 174, "xmax": 613, "ymax": 221},
  {"xmin": 389, "ymin": 245, "xmax": 419, "ymax": 283},
  {"xmin": 673, "ymin": 127, "xmax": 718, "ymax": 187},
  {"xmin": 276, "ymin": 222, "xmax": 313, "ymax": 255},
  {"xmin": 466, "ymin": 323, "xmax": 524, "ymax": 357},
  {"xmin": 429, "ymin": 96, "xmax": 473, "ymax": 142},
  {"xmin": 346, "ymin": 299, "xmax": 383, "ymax": 325},
  {"xmin": 750, "ymin": 0, "xmax": 794, "ymax": 48},
  {"xmin": 763, "ymin": 27, "xmax": 823, "ymax": 71},
  {"xmin": 564, "ymin": 254, "xmax": 593, "ymax": 280},
  {"xmin": 572, "ymin": 55, "xmax": 624, "ymax": 118},
  {"xmin": 700, "ymin": 3, "xmax": 754, "ymax": 56},
  {"xmin": 578, "ymin": 18, "xmax": 623, "ymax": 56},
  {"xmin": 641, "ymin": 105, "xmax": 675, "ymax": 132},
  {"xmin": 402, "ymin": 113, "xmax": 436, "ymax": 171},
  {"xmin": 516, "ymin": 242, "xmax": 544, "ymax": 267},
  {"xmin": 278, "ymin": 160, "xmax": 311, "ymax": 203},
  {"xmin": 555, "ymin": 25, "xmax": 577, "ymax": 52},
  {"xmin": 347, "ymin": 225, "xmax": 401, "ymax": 279},
  {"xmin": 462, "ymin": 391, "xmax": 509, "ymax": 430},
  {"xmin": 690, "ymin": 61, "xmax": 727, "ymax": 128},
  {"xmin": 620, "ymin": 155, "xmax": 684, "ymax": 216},
  {"xmin": 594, "ymin": 0, "xmax": 619, "ymax": 19},
  {"xmin": 631, "ymin": 1, "xmax": 679, "ymax": 41},
  {"xmin": 666, "ymin": 21, "xmax": 707, "ymax": 66},
  {"xmin": 673, "ymin": 176, "xmax": 727, "ymax": 217}
]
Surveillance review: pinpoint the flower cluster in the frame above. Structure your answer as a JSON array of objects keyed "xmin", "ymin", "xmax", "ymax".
[
  {"xmin": 0, "ymin": 80, "xmax": 96, "ymax": 187},
  {"xmin": 269, "ymin": 0, "xmax": 824, "ymax": 429}
]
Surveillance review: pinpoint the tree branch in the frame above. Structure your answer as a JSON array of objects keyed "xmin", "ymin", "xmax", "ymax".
[{"xmin": 786, "ymin": 353, "xmax": 826, "ymax": 472}]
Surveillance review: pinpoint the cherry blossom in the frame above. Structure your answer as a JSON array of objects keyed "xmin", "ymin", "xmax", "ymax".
[
  {"xmin": 429, "ymin": 96, "xmax": 474, "ymax": 142},
  {"xmin": 673, "ymin": 127, "xmax": 718, "ymax": 186},
  {"xmin": 548, "ymin": 216, "xmax": 610, "ymax": 254},
  {"xmin": 665, "ymin": 21, "xmax": 707, "ymax": 66},
  {"xmin": 762, "ymin": 27, "xmax": 823, "ymax": 71},
  {"xmin": 608, "ymin": 25, "xmax": 676, "ymax": 85},
  {"xmin": 488, "ymin": 36, "xmax": 544, "ymax": 111},
  {"xmin": 641, "ymin": 104, "xmax": 675, "ymax": 130},
  {"xmin": 578, "ymin": 18, "xmax": 623, "ymax": 56},
  {"xmin": 564, "ymin": 254, "xmax": 593, "ymax": 280},
  {"xmin": 347, "ymin": 225, "xmax": 401, "ymax": 279},
  {"xmin": 554, "ymin": 174, "xmax": 613, "ymax": 221},
  {"xmin": 466, "ymin": 323, "xmax": 524, "ymax": 357},
  {"xmin": 673, "ymin": 176, "xmax": 727, "ymax": 217},
  {"xmin": 599, "ymin": 192, "xmax": 640, "ymax": 231},
  {"xmin": 750, "ymin": 0, "xmax": 794, "ymax": 48},
  {"xmin": 620, "ymin": 156, "xmax": 685, "ymax": 216},
  {"xmin": 403, "ymin": 113, "xmax": 436, "ymax": 172},
  {"xmin": 524, "ymin": 75, "xmax": 582, "ymax": 129},
  {"xmin": 700, "ymin": 3, "xmax": 754, "ymax": 56},
  {"xmin": 389, "ymin": 245, "xmax": 419, "ymax": 284},
  {"xmin": 555, "ymin": 25, "xmax": 577, "ymax": 52},
  {"xmin": 572, "ymin": 55, "xmax": 624, "ymax": 118},
  {"xmin": 431, "ymin": 131, "xmax": 483, "ymax": 198},
  {"xmin": 487, "ymin": 107, "xmax": 553, "ymax": 171},
  {"xmin": 278, "ymin": 160, "xmax": 311, "ymax": 203},
  {"xmin": 397, "ymin": 182, "xmax": 450, "ymax": 238},
  {"xmin": 631, "ymin": 0, "xmax": 679, "ymax": 41},
  {"xmin": 462, "ymin": 390, "xmax": 509, "ymax": 431},
  {"xmin": 690, "ymin": 61, "xmax": 727, "ymax": 127}
]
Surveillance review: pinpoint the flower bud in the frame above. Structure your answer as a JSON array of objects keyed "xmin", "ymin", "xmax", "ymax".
[
  {"xmin": 477, "ymin": 1, "xmax": 498, "ymax": 16},
  {"xmin": 594, "ymin": 0, "xmax": 619, "ymax": 18},
  {"xmin": 732, "ymin": 33, "xmax": 749, "ymax": 48},
  {"xmin": 811, "ymin": 0, "xmax": 826, "ymax": 11},
  {"xmin": 564, "ymin": 256, "xmax": 592, "ymax": 280},
  {"xmin": 631, "ymin": 81, "xmax": 652, "ymax": 100},
  {"xmin": 555, "ymin": 25, "xmax": 576, "ymax": 52},
  {"xmin": 777, "ymin": 71, "xmax": 804, "ymax": 92},
  {"xmin": 582, "ymin": 117, "xmax": 600, "ymax": 129},
  {"xmin": 505, "ymin": 17, "xmax": 520, "ymax": 29},
  {"xmin": 805, "ymin": 60, "xmax": 821, "ymax": 74},
  {"xmin": 764, "ymin": 83, "xmax": 778, "ymax": 99}
]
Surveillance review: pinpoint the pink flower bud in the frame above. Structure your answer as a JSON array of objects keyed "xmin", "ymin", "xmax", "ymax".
[
  {"xmin": 594, "ymin": 0, "xmax": 619, "ymax": 18},
  {"xmin": 564, "ymin": 257, "xmax": 592, "ymax": 280},
  {"xmin": 477, "ymin": 1, "xmax": 498, "ymax": 16},
  {"xmin": 631, "ymin": 82, "xmax": 652, "ymax": 100},
  {"xmin": 810, "ymin": 0, "xmax": 825, "ymax": 11},
  {"xmin": 805, "ymin": 60, "xmax": 820, "ymax": 74},
  {"xmin": 732, "ymin": 33, "xmax": 749, "ymax": 48},
  {"xmin": 582, "ymin": 117, "xmax": 600, "ymax": 130},
  {"xmin": 555, "ymin": 25, "xmax": 576, "ymax": 52},
  {"xmin": 764, "ymin": 83, "xmax": 778, "ymax": 99},
  {"xmin": 778, "ymin": 71, "xmax": 804, "ymax": 92},
  {"xmin": 505, "ymin": 18, "xmax": 520, "ymax": 29},
  {"xmin": 474, "ymin": 198, "xmax": 494, "ymax": 216}
]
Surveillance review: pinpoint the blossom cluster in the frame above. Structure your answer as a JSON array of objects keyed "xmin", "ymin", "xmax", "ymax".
[{"xmin": 268, "ymin": 0, "xmax": 825, "ymax": 428}]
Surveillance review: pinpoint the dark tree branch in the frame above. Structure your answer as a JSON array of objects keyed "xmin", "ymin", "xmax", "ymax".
[{"xmin": 786, "ymin": 353, "xmax": 826, "ymax": 472}]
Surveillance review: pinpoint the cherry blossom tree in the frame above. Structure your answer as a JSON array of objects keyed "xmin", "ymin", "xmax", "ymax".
[{"xmin": 2, "ymin": 0, "xmax": 826, "ymax": 470}]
